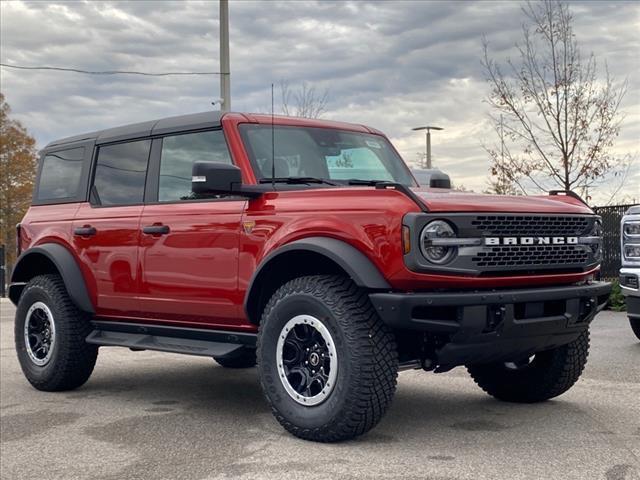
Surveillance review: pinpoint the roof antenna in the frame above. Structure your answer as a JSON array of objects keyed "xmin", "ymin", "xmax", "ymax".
[{"xmin": 271, "ymin": 83, "xmax": 276, "ymax": 190}]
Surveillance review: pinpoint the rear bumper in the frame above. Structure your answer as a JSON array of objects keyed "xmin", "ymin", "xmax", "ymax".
[{"xmin": 369, "ymin": 281, "xmax": 611, "ymax": 370}]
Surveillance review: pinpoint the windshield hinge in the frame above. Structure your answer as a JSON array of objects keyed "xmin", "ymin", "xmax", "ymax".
[{"xmin": 375, "ymin": 182, "xmax": 428, "ymax": 212}]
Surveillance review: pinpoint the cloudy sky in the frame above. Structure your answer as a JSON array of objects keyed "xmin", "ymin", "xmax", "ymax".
[{"xmin": 1, "ymin": 0, "xmax": 638, "ymax": 203}]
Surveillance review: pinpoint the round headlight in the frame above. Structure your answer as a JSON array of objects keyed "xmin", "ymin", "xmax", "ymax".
[{"xmin": 420, "ymin": 220, "xmax": 457, "ymax": 264}]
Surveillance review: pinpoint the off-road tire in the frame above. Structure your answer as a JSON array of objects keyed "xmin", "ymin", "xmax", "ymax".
[
  {"xmin": 630, "ymin": 318, "xmax": 640, "ymax": 341},
  {"xmin": 257, "ymin": 275, "xmax": 398, "ymax": 442},
  {"xmin": 214, "ymin": 348, "xmax": 257, "ymax": 368},
  {"xmin": 467, "ymin": 330, "xmax": 590, "ymax": 403},
  {"xmin": 15, "ymin": 274, "xmax": 98, "ymax": 391}
]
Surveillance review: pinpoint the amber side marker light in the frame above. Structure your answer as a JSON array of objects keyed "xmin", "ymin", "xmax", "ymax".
[{"xmin": 402, "ymin": 226, "xmax": 411, "ymax": 254}]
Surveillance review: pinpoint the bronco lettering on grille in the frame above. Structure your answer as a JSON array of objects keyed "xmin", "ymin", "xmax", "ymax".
[{"xmin": 484, "ymin": 237, "xmax": 579, "ymax": 246}]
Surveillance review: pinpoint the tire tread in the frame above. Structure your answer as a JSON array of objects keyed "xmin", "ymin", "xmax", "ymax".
[
  {"xmin": 630, "ymin": 318, "xmax": 640, "ymax": 341},
  {"xmin": 257, "ymin": 275, "xmax": 398, "ymax": 442},
  {"xmin": 15, "ymin": 274, "xmax": 98, "ymax": 391},
  {"xmin": 467, "ymin": 330, "xmax": 590, "ymax": 403}
]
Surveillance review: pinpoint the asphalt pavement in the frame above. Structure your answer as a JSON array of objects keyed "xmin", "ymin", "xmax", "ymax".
[{"xmin": 1, "ymin": 298, "xmax": 638, "ymax": 480}]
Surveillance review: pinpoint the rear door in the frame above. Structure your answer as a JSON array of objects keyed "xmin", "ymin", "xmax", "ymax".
[
  {"xmin": 137, "ymin": 129, "xmax": 246, "ymax": 328},
  {"xmin": 72, "ymin": 139, "xmax": 151, "ymax": 318}
]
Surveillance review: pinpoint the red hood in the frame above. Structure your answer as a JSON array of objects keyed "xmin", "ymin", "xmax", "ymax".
[{"xmin": 412, "ymin": 189, "xmax": 593, "ymax": 214}]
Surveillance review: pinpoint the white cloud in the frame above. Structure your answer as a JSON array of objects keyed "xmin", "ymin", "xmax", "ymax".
[{"xmin": 0, "ymin": 0, "xmax": 637, "ymax": 204}]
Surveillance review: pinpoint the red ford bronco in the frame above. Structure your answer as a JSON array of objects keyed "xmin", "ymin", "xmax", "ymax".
[{"xmin": 10, "ymin": 112, "xmax": 611, "ymax": 442}]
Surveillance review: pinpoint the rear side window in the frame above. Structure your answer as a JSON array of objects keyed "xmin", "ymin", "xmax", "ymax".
[
  {"xmin": 158, "ymin": 130, "xmax": 232, "ymax": 202},
  {"xmin": 92, "ymin": 140, "xmax": 151, "ymax": 206},
  {"xmin": 37, "ymin": 147, "xmax": 85, "ymax": 201}
]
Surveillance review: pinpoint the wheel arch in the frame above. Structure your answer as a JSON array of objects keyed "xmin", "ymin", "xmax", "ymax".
[
  {"xmin": 244, "ymin": 237, "xmax": 390, "ymax": 324},
  {"xmin": 9, "ymin": 244, "xmax": 95, "ymax": 314}
]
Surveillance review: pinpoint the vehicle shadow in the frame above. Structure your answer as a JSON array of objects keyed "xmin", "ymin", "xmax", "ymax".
[{"xmin": 69, "ymin": 355, "xmax": 589, "ymax": 446}]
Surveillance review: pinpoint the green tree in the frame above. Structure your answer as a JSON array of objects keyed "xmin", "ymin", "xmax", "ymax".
[{"xmin": 0, "ymin": 93, "xmax": 38, "ymax": 278}]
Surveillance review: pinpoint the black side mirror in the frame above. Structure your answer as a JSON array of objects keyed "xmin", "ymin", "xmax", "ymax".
[
  {"xmin": 429, "ymin": 172, "xmax": 451, "ymax": 189},
  {"xmin": 191, "ymin": 162, "xmax": 262, "ymax": 198}
]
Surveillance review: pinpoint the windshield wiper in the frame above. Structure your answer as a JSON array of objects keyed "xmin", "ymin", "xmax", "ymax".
[
  {"xmin": 345, "ymin": 179, "xmax": 394, "ymax": 186},
  {"xmin": 259, "ymin": 177, "xmax": 338, "ymax": 186}
]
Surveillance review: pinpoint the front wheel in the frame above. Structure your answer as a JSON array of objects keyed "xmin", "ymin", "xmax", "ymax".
[
  {"xmin": 467, "ymin": 330, "xmax": 589, "ymax": 403},
  {"xmin": 257, "ymin": 275, "xmax": 398, "ymax": 442},
  {"xmin": 630, "ymin": 318, "xmax": 640, "ymax": 341}
]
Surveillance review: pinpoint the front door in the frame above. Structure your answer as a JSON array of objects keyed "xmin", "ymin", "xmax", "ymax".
[{"xmin": 137, "ymin": 129, "xmax": 246, "ymax": 328}]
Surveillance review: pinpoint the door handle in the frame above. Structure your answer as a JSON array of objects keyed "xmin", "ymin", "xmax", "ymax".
[
  {"xmin": 142, "ymin": 224, "xmax": 170, "ymax": 235},
  {"xmin": 74, "ymin": 226, "xmax": 96, "ymax": 237}
]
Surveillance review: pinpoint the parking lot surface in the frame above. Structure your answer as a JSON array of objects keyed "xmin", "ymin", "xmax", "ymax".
[{"xmin": 1, "ymin": 298, "xmax": 638, "ymax": 480}]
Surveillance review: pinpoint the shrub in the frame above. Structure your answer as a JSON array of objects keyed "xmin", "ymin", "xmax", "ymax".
[{"xmin": 607, "ymin": 279, "xmax": 626, "ymax": 312}]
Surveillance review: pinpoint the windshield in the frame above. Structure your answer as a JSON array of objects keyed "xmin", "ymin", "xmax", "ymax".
[{"xmin": 239, "ymin": 125, "xmax": 416, "ymax": 186}]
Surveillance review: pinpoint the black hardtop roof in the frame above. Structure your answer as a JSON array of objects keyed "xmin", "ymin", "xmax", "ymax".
[{"xmin": 44, "ymin": 111, "xmax": 224, "ymax": 149}]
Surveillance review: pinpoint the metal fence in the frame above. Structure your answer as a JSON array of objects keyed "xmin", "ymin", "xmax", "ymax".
[{"xmin": 593, "ymin": 204, "xmax": 637, "ymax": 279}]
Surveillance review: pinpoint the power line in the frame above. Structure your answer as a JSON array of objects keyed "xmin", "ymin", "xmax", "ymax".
[{"xmin": 0, "ymin": 63, "xmax": 223, "ymax": 76}]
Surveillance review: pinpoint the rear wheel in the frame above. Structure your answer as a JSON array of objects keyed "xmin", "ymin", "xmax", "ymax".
[
  {"xmin": 630, "ymin": 318, "xmax": 640, "ymax": 341},
  {"xmin": 15, "ymin": 274, "xmax": 98, "ymax": 391},
  {"xmin": 467, "ymin": 330, "xmax": 589, "ymax": 403},
  {"xmin": 257, "ymin": 275, "xmax": 398, "ymax": 442}
]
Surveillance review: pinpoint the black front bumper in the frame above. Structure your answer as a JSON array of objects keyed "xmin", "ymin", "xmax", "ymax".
[{"xmin": 369, "ymin": 281, "xmax": 611, "ymax": 370}]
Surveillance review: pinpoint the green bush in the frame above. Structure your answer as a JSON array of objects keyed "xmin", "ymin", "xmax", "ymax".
[{"xmin": 608, "ymin": 279, "xmax": 626, "ymax": 312}]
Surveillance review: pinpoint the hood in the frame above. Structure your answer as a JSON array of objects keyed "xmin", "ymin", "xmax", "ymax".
[
  {"xmin": 625, "ymin": 205, "xmax": 640, "ymax": 216},
  {"xmin": 411, "ymin": 188, "xmax": 593, "ymax": 214}
]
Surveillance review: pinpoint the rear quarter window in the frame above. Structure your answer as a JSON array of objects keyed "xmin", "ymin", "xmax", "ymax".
[{"xmin": 36, "ymin": 147, "xmax": 85, "ymax": 201}]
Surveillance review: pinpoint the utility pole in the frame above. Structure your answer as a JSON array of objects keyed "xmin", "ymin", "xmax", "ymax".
[
  {"xmin": 219, "ymin": 0, "xmax": 230, "ymax": 111},
  {"xmin": 412, "ymin": 126, "xmax": 443, "ymax": 169}
]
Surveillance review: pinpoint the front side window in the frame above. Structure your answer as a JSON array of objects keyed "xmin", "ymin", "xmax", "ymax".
[
  {"xmin": 93, "ymin": 140, "xmax": 150, "ymax": 206},
  {"xmin": 37, "ymin": 147, "xmax": 85, "ymax": 200},
  {"xmin": 239, "ymin": 125, "xmax": 415, "ymax": 186},
  {"xmin": 158, "ymin": 130, "xmax": 231, "ymax": 202}
]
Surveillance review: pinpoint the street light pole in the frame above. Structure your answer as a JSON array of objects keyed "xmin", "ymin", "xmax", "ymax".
[
  {"xmin": 412, "ymin": 126, "xmax": 443, "ymax": 169},
  {"xmin": 426, "ymin": 130, "xmax": 431, "ymax": 169},
  {"xmin": 219, "ymin": 0, "xmax": 230, "ymax": 112}
]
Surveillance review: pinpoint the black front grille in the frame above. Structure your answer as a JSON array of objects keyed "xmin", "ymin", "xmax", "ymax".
[
  {"xmin": 471, "ymin": 215, "xmax": 591, "ymax": 236},
  {"xmin": 472, "ymin": 244, "xmax": 590, "ymax": 269},
  {"xmin": 403, "ymin": 213, "xmax": 599, "ymax": 275}
]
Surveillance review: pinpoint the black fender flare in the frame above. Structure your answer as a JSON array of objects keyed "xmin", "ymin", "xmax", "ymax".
[
  {"xmin": 244, "ymin": 237, "xmax": 391, "ymax": 320},
  {"xmin": 10, "ymin": 243, "xmax": 95, "ymax": 314}
]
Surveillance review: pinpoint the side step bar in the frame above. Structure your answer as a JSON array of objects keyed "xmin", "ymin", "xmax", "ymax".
[{"xmin": 86, "ymin": 321, "xmax": 257, "ymax": 358}]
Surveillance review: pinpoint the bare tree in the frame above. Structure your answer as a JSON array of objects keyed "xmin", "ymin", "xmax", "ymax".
[
  {"xmin": 483, "ymin": 0, "xmax": 628, "ymax": 197},
  {"xmin": 280, "ymin": 81, "xmax": 329, "ymax": 118},
  {"xmin": 485, "ymin": 115, "xmax": 520, "ymax": 195}
]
